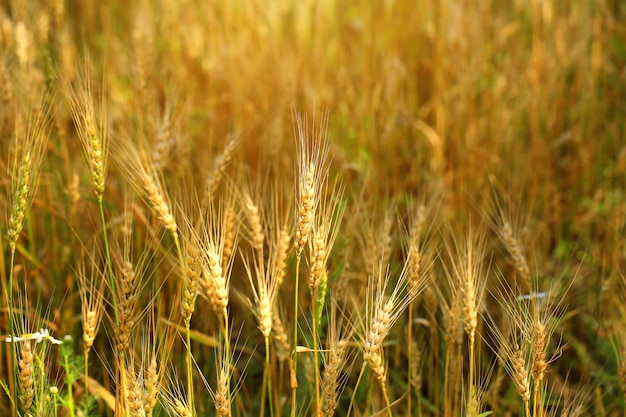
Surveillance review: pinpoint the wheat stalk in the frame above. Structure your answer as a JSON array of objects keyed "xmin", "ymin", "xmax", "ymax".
[{"xmin": 291, "ymin": 108, "xmax": 331, "ymax": 416}]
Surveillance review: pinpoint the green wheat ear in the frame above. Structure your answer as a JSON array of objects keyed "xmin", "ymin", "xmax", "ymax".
[{"xmin": 315, "ymin": 271, "xmax": 328, "ymax": 329}]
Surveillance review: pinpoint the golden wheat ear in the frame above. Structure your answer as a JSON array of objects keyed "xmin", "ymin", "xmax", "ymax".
[
  {"xmin": 61, "ymin": 62, "xmax": 108, "ymax": 201},
  {"xmin": 292, "ymin": 107, "xmax": 331, "ymax": 258},
  {"xmin": 321, "ymin": 300, "xmax": 355, "ymax": 417},
  {"xmin": 162, "ymin": 369, "xmax": 193, "ymax": 417},
  {"xmin": 205, "ymin": 133, "xmax": 241, "ymax": 197},
  {"xmin": 7, "ymin": 98, "xmax": 51, "ymax": 251}
]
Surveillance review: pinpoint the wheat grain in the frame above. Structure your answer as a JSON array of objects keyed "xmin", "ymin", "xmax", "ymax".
[
  {"xmin": 222, "ymin": 203, "xmax": 237, "ymax": 271},
  {"xmin": 139, "ymin": 169, "xmax": 178, "ymax": 238},
  {"xmin": 8, "ymin": 103, "xmax": 49, "ymax": 250},
  {"xmin": 211, "ymin": 346, "xmax": 231, "ymax": 417},
  {"xmin": 117, "ymin": 261, "xmax": 139, "ymax": 352},
  {"xmin": 293, "ymin": 109, "xmax": 330, "ymax": 256},
  {"xmin": 77, "ymin": 257, "xmax": 105, "ymax": 353},
  {"xmin": 360, "ymin": 257, "xmax": 420, "ymax": 396},
  {"xmin": 498, "ymin": 218, "xmax": 531, "ymax": 292},
  {"xmin": 322, "ymin": 302, "xmax": 352, "ymax": 417},
  {"xmin": 531, "ymin": 319, "xmax": 547, "ymax": 383},
  {"xmin": 125, "ymin": 368, "xmax": 146, "ymax": 417},
  {"xmin": 17, "ymin": 340, "xmax": 34, "ymax": 415},
  {"xmin": 152, "ymin": 106, "xmax": 172, "ymax": 171},
  {"xmin": 322, "ymin": 339, "xmax": 348, "ymax": 417},
  {"xmin": 181, "ymin": 240, "xmax": 201, "ymax": 326},
  {"xmin": 512, "ymin": 345, "xmax": 531, "ymax": 405},
  {"xmin": 202, "ymin": 241, "xmax": 228, "ymax": 317},
  {"xmin": 143, "ymin": 355, "xmax": 160, "ymax": 417},
  {"xmin": 243, "ymin": 250, "xmax": 279, "ymax": 340},
  {"xmin": 206, "ymin": 134, "xmax": 240, "ymax": 196},
  {"xmin": 63, "ymin": 66, "xmax": 107, "ymax": 199},
  {"xmin": 272, "ymin": 308, "xmax": 291, "ymax": 363},
  {"xmin": 243, "ymin": 191, "xmax": 264, "ymax": 253}
]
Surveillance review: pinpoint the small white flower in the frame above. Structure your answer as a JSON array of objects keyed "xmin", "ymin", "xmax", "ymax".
[
  {"xmin": 4, "ymin": 328, "xmax": 62, "ymax": 345},
  {"xmin": 516, "ymin": 292, "xmax": 547, "ymax": 301}
]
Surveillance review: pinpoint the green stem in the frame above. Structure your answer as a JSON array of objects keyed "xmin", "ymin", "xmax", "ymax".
[
  {"xmin": 381, "ymin": 382, "xmax": 393, "ymax": 417},
  {"xmin": 64, "ymin": 348, "xmax": 76, "ymax": 417},
  {"xmin": 291, "ymin": 255, "xmax": 302, "ymax": 417},
  {"xmin": 173, "ymin": 236, "xmax": 186, "ymax": 282},
  {"xmin": 221, "ymin": 312, "xmax": 231, "ymax": 417},
  {"xmin": 117, "ymin": 352, "xmax": 126, "ymax": 417},
  {"xmin": 533, "ymin": 380, "xmax": 542, "ymax": 417},
  {"xmin": 469, "ymin": 330, "xmax": 475, "ymax": 405},
  {"xmin": 312, "ymin": 292, "xmax": 321, "ymax": 416},
  {"xmin": 98, "ymin": 197, "xmax": 118, "ymax": 322},
  {"xmin": 8, "ymin": 248, "xmax": 17, "ymax": 417},
  {"xmin": 84, "ymin": 351, "xmax": 89, "ymax": 403},
  {"xmin": 99, "ymin": 197, "xmax": 128, "ymax": 417},
  {"xmin": 443, "ymin": 348, "xmax": 451, "ymax": 417},
  {"xmin": 266, "ymin": 338, "xmax": 275, "ymax": 417},
  {"xmin": 418, "ymin": 388, "xmax": 422, "ymax": 417},
  {"xmin": 347, "ymin": 363, "xmax": 367, "ymax": 417},
  {"xmin": 186, "ymin": 324, "xmax": 194, "ymax": 415},
  {"xmin": 260, "ymin": 365, "xmax": 267, "ymax": 417},
  {"xmin": 52, "ymin": 388, "xmax": 58, "ymax": 417}
]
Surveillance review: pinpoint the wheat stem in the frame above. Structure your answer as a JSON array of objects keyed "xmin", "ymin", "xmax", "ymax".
[
  {"xmin": 407, "ymin": 303, "xmax": 413, "ymax": 413},
  {"xmin": 185, "ymin": 325, "xmax": 194, "ymax": 415},
  {"xmin": 266, "ymin": 338, "xmax": 275, "ymax": 417},
  {"xmin": 62, "ymin": 344, "xmax": 76, "ymax": 417},
  {"xmin": 84, "ymin": 352, "xmax": 89, "ymax": 402},
  {"xmin": 312, "ymin": 297, "xmax": 322, "ymax": 415},
  {"xmin": 469, "ymin": 329, "xmax": 475, "ymax": 400},
  {"xmin": 291, "ymin": 255, "xmax": 302, "ymax": 417},
  {"xmin": 443, "ymin": 346, "xmax": 451, "ymax": 417},
  {"xmin": 98, "ymin": 198, "xmax": 118, "ymax": 319},
  {"xmin": 381, "ymin": 382, "xmax": 393, "ymax": 417},
  {"xmin": 7, "ymin": 249, "xmax": 17, "ymax": 417},
  {"xmin": 347, "ymin": 363, "xmax": 367, "ymax": 417},
  {"xmin": 220, "ymin": 312, "xmax": 231, "ymax": 417}
]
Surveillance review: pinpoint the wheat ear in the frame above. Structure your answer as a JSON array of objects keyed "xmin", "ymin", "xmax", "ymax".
[
  {"xmin": 77, "ymin": 255, "xmax": 105, "ymax": 399},
  {"xmin": 206, "ymin": 134, "xmax": 240, "ymax": 196},
  {"xmin": 291, "ymin": 108, "xmax": 330, "ymax": 416},
  {"xmin": 17, "ymin": 341, "xmax": 34, "ymax": 416},
  {"xmin": 322, "ymin": 303, "xmax": 353, "ymax": 417},
  {"xmin": 144, "ymin": 354, "xmax": 160, "ymax": 417},
  {"xmin": 352, "ymin": 257, "xmax": 421, "ymax": 417},
  {"xmin": 63, "ymin": 68, "xmax": 107, "ymax": 200},
  {"xmin": 6, "ymin": 105, "xmax": 50, "ymax": 388},
  {"xmin": 498, "ymin": 217, "xmax": 531, "ymax": 293}
]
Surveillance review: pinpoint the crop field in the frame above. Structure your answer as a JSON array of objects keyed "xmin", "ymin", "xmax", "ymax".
[{"xmin": 0, "ymin": 0, "xmax": 625, "ymax": 416}]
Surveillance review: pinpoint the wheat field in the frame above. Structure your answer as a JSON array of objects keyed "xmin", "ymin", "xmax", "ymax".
[{"xmin": 1, "ymin": 0, "xmax": 625, "ymax": 416}]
